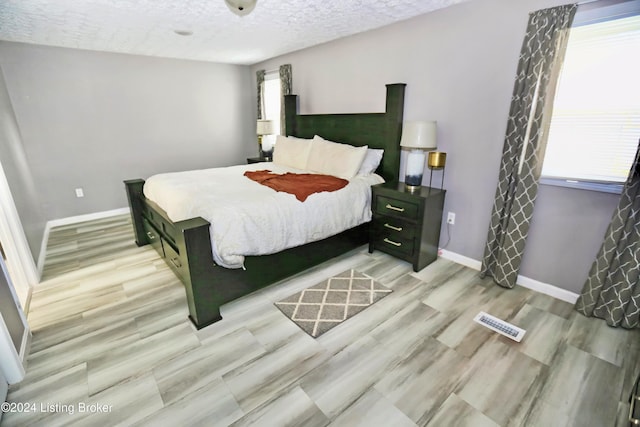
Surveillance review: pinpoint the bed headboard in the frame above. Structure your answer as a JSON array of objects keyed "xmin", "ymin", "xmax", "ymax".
[{"xmin": 284, "ymin": 83, "xmax": 406, "ymax": 183}]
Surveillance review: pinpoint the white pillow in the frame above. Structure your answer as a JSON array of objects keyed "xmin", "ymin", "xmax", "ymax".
[
  {"xmin": 272, "ymin": 135, "xmax": 313, "ymax": 170},
  {"xmin": 358, "ymin": 149, "xmax": 384, "ymax": 175},
  {"xmin": 306, "ymin": 135, "xmax": 368, "ymax": 180}
]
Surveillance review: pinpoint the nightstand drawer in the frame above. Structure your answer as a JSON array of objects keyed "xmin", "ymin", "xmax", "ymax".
[
  {"xmin": 373, "ymin": 216, "xmax": 417, "ymax": 241},
  {"xmin": 371, "ymin": 233, "xmax": 415, "ymax": 257},
  {"xmin": 374, "ymin": 196, "xmax": 420, "ymax": 220}
]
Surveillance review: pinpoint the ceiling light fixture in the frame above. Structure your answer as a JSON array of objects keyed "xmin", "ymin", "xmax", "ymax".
[
  {"xmin": 224, "ymin": 0, "xmax": 258, "ymax": 16},
  {"xmin": 174, "ymin": 30, "xmax": 193, "ymax": 36}
]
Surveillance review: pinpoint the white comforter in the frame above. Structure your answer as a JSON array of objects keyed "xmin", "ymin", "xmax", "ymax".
[{"xmin": 143, "ymin": 163, "xmax": 384, "ymax": 269}]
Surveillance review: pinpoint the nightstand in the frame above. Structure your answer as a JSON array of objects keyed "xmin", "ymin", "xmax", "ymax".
[
  {"xmin": 369, "ymin": 182, "xmax": 445, "ymax": 272},
  {"xmin": 247, "ymin": 157, "xmax": 266, "ymax": 164}
]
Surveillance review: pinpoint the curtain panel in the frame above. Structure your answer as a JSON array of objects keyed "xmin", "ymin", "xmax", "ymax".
[
  {"xmin": 256, "ymin": 69, "xmax": 265, "ymax": 120},
  {"xmin": 279, "ymin": 64, "xmax": 292, "ymax": 135},
  {"xmin": 575, "ymin": 142, "xmax": 640, "ymax": 329},
  {"xmin": 480, "ymin": 4, "xmax": 577, "ymax": 289}
]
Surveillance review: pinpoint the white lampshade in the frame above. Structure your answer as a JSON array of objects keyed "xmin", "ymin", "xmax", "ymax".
[
  {"xmin": 225, "ymin": 0, "xmax": 257, "ymax": 16},
  {"xmin": 256, "ymin": 119, "xmax": 275, "ymax": 135},
  {"xmin": 400, "ymin": 121, "xmax": 437, "ymax": 149}
]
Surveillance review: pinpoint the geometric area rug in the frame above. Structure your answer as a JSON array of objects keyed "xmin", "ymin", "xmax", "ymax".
[{"xmin": 274, "ymin": 269, "xmax": 392, "ymax": 338}]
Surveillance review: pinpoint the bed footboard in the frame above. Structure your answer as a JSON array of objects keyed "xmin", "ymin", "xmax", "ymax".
[{"xmin": 125, "ymin": 179, "xmax": 225, "ymax": 328}]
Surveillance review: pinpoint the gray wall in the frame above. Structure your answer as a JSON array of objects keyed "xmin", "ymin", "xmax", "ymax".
[
  {"xmin": 0, "ymin": 370, "xmax": 6, "ymax": 413},
  {"xmin": 0, "ymin": 65, "xmax": 46, "ymax": 260},
  {"xmin": 252, "ymin": 0, "xmax": 619, "ymax": 294},
  {"xmin": 0, "ymin": 257, "xmax": 25, "ymax": 355},
  {"xmin": 0, "ymin": 41, "xmax": 255, "ymax": 224}
]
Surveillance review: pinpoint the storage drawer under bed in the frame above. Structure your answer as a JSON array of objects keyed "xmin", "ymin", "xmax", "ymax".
[
  {"xmin": 142, "ymin": 205, "xmax": 178, "ymax": 248},
  {"xmin": 142, "ymin": 218, "xmax": 164, "ymax": 256},
  {"xmin": 142, "ymin": 212, "xmax": 186, "ymax": 283},
  {"xmin": 163, "ymin": 238, "xmax": 186, "ymax": 282}
]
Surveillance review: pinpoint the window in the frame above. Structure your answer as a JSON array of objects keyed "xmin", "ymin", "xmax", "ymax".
[
  {"xmin": 263, "ymin": 72, "xmax": 281, "ymax": 135},
  {"xmin": 541, "ymin": 11, "xmax": 640, "ymax": 193}
]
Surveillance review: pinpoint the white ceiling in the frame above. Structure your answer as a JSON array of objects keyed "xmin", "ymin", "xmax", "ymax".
[{"xmin": 0, "ymin": 0, "xmax": 468, "ymax": 65}]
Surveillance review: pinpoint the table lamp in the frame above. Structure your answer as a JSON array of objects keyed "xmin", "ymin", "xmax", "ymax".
[
  {"xmin": 400, "ymin": 121, "xmax": 437, "ymax": 190},
  {"xmin": 256, "ymin": 119, "xmax": 275, "ymax": 160}
]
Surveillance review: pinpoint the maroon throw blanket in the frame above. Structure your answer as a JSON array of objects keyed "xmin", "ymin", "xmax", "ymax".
[{"xmin": 244, "ymin": 170, "xmax": 348, "ymax": 202}]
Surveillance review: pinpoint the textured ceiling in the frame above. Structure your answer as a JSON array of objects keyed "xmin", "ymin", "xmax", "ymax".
[{"xmin": 0, "ymin": 0, "xmax": 468, "ymax": 65}]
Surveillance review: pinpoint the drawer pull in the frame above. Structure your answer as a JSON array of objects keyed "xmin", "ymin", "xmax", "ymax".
[
  {"xmin": 170, "ymin": 257, "xmax": 182, "ymax": 268},
  {"xmin": 384, "ymin": 223, "xmax": 403, "ymax": 232},
  {"xmin": 383, "ymin": 238, "xmax": 402, "ymax": 247},
  {"xmin": 146, "ymin": 231, "xmax": 155, "ymax": 240},
  {"xmin": 385, "ymin": 204, "xmax": 405, "ymax": 213}
]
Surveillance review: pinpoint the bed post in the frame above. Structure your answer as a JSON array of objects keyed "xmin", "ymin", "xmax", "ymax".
[
  {"xmin": 284, "ymin": 94, "xmax": 298, "ymax": 136},
  {"xmin": 383, "ymin": 83, "xmax": 406, "ymax": 184},
  {"xmin": 124, "ymin": 179, "xmax": 148, "ymax": 247},
  {"xmin": 174, "ymin": 218, "xmax": 224, "ymax": 328}
]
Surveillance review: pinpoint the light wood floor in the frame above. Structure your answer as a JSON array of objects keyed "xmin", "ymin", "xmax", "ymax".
[{"xmin": 3, "ymin": 214, "xmax": 639, "ymax": 426}]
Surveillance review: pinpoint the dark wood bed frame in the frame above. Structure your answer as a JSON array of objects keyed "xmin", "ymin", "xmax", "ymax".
[{"xmin": 124, "ymin": 83, "xmax": 405, "ymax": 329}]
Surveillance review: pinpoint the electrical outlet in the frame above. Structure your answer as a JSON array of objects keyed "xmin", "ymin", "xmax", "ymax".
[
  {"xmin": 447, "ymin": 212, "xmax": 455, "ymax": 225},
  {"xmin": 75, "ymin": 188, "xmax": 84, "ymax": 198}
]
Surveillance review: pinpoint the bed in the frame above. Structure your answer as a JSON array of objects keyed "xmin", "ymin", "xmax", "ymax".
[{"xmin": 124, "ymin": 83, "xmax": 406, "ymax": 329}]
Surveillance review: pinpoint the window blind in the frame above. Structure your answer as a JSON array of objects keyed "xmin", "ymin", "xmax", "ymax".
[
  {"xmin": 263, "ymin": 74, "xmax": 281, "ymax": 135},
  {"xmin": 541, "ymin": 14, "xmax": 640, "ymax": 185}
]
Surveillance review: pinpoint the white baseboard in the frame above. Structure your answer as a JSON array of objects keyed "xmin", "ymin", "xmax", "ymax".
[
  {"xmin": 19, "ymin": 328, "xmax": 31, "ymax": 362},
  {"xmin": 438, "ymin": 249, "xmax": 481, "ymax": 270},
  {"xmin": 37, "ymin": 207, "xmax": 130, "ymax": 277},
  {"xmin": 438, "ymin": 249, "xmax": 579, "ymax": 304},
  {"xmin": 46, "ymin": 207, "xmax": 130, "ymax": 229},
  {"xmin": 515, "ymin": 275, "xmax": 579, "ymax": 304},
  {"xmin": 36, "ymin": 226, "xmax": 50, "ymax": 279}
]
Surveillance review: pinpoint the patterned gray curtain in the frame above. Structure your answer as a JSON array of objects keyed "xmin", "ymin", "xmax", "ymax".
[
  {"xmin": 279, "ymin": 64, "xmax": 292, "ymax": 135},
  {"xmin": 480, "ymin": 4, "xmax": 577, "ymax": 289},
  {"xmin": 575, "ymin": 142, "xmax": 640, "ymax": 329},
  {"xmin": 256, "ymin": 69, "xmax": 265, "ymax": 120}
]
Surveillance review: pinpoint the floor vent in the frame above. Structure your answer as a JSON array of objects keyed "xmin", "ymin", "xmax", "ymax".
[{"xmin": 473, "ymin": 311, "xmax": 526, "ymax": 342}]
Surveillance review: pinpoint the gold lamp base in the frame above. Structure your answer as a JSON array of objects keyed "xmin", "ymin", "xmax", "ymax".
[
  {"xmin": 404, "ymin": 183, "xmax": 421, "ymax": 193},
  {"xmin": 257, "ymin": 135, "xmax": 264, "ymax": 155}
]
